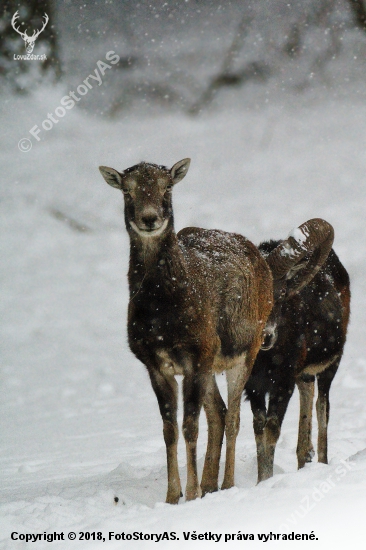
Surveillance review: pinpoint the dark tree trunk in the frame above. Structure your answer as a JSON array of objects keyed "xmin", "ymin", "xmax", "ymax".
[{"xmin": 348, "ymin": 0, "xmax": 366, "ymax": 31}]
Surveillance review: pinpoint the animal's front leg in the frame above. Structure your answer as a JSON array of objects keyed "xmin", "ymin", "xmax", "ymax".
[
  {"xmin": 182, "ymin": 371, "xmax": 207, "ymax": 501},
  {"xmin": 148, "ymin": 367, "xmax": 181, "ymax": 504}
]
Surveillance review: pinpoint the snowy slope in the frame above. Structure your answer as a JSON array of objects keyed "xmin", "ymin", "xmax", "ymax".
[{"xmin": 1, "ymin": 83, "xmax": 366, "ymax": 549}]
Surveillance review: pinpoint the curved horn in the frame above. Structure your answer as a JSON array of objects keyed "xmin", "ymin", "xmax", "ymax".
[{"xmin": 266, "ymin": 218, "xmax": 334, "ymax": 297}]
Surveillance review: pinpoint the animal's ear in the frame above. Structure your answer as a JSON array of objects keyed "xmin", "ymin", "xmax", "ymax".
[
  {"xmin": 99, "ymin": 166, "xmax": 123, "ymax": 189},
  {"xmin": 170, "ymin": 158, "xmax": 191, "ymax": 184}
]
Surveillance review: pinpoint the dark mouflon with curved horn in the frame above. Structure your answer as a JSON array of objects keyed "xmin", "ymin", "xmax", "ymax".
[{"xmin": 245, "ymin": 220, "xmax": 350, "ymax": 483}]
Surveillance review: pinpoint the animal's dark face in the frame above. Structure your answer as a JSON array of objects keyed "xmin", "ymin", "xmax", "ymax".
[
  {"xmin": 261, "ymin": 279, "xmax": 287, "ymax": 350},
  {"xmin": 121, "ymin": 164, "xmax": 174, "ymax": 236},
  {"xmin": 259, "ymin": 238, "xmax": 313, "ymax": 351},
  {"xmin": 99, "ymin": 159, "xmax": 190, "ymax": 239},
  {"xmin": 259, "ymin": 240, "xmax": 285, "ymax": 350}
]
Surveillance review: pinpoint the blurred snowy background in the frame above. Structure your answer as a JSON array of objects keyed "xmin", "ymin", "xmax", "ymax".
[{"xmin": 1, "ymin": 0, "xmax": 366, "ymax": 548}]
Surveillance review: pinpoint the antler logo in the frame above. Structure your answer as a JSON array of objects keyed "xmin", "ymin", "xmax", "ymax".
[{"xmin": 11, "ymin": 10, "xmax": 49, "ymax": 54}]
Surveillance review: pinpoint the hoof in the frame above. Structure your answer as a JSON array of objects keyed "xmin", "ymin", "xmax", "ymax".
[
  {"xmin": 305, "ymin": 449, "xmax": 315, "ymax": 463},
  {"xmin": 257, "ymin": 471, "xmax": 273, "ymax": 484},
  {"xmin": 166, "ymin": 496, "xmax": 180, "ymax": 505},
  {"xmin": 201, "ymin": 485, "xmax": 218, "ymax": 497},
  {"xmin": 185, "ymin": 486, "xmax": 202, "ymax": 501},
  {"xmin": 220, "ymin": 480, "xmax": 234, "ymax": 491},
  {"xmin": 165, "ymin": 491, "xmax": 181, "ymax": 505}
]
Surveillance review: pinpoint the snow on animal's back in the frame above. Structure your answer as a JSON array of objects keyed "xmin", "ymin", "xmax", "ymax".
[
  {"xmin": 177, "ymin": 226, "xmax": 266, "ymax": 276},
  {"xmin": 177, "ymin": 226, "xmax": 273, "ymax": 345}
]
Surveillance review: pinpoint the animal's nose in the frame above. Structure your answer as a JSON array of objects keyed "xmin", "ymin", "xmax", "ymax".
[
  {"xmin": 261, "ymin": 328, "xmax": 277, "ymax": 351},
  {"xmin": 141, "ymin": 212, "xmax": 158, "ymax": 229}
]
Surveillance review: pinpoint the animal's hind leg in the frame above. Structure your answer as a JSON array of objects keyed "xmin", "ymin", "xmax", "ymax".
[
  {"xmin": 221, "ymin": 356, "xmax": 249, "ymax": 490},
  {"xmin": 248, "ymin": 392, "xmax": 267, "ymax": 483},
  {"xmin": 296, "ymin": 374, "xmax": 315, "ymax": 469},
  {"xmin": 250, "ymin": 383, "xmax": 294, "ymax": 483},
  {"xmin": 148, "ymin": 367, "xmax": 181, "ymax": 504},
  {"xmin": 317, "ymin": 358, "xmax": 340, "ymax": 464},
  {"xmin": 201, "ymin": 375, "xmax": 227, "ymax": 496},
  {"xmin": 260, "ymin": 385, "xmax": 294, "ymax": 482}
]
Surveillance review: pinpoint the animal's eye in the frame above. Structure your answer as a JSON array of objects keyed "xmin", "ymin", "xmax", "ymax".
[
  {"xmin": 166, "ymin": 184, "xmax": 173, "ymax": 192},
  {"xmin": 122, "ymin": 188, "xmax": 129, "ymax": 195}
]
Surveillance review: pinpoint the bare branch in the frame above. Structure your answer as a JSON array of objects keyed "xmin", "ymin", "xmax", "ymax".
[{"xmin": 187, "ymin": 14, "xmax": 258, "ymax": 115}]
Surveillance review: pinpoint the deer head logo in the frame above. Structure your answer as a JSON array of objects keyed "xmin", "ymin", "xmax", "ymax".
[{"xmin": 11, "ymin": 11, "xmax": 49, "ymax": 54}]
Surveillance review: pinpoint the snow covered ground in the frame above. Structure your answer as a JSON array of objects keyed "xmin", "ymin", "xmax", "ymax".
[{"xmin": 1, "ymin": 76, "xmax": 366, "ymax": 548}]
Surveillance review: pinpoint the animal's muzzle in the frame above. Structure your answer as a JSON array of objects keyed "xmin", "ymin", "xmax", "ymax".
[{"xmin": 261, "ymin": 326, "xmax": 277, "ymax": 351}]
